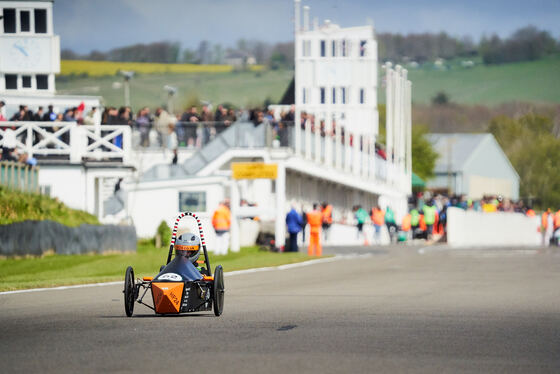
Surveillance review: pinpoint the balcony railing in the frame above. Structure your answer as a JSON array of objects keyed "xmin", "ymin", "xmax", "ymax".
[{"xmin": 0, "ymin": 122, "xmax": 131, "ymax": 164}]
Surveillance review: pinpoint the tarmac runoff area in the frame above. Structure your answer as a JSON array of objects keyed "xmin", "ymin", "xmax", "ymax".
[{"xmin": 1, "ymin": 245, "xmax": 560, "ymax": 373}]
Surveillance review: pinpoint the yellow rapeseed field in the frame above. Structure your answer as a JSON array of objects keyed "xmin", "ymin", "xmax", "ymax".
[{"xmin": 60, "ymin": 60, "xmax": 264, "ymax": 76}]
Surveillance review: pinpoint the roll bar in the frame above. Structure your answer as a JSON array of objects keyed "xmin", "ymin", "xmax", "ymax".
[{"xmin": 167, "ymin": 212, "xmax": 211, "ymax": 276}]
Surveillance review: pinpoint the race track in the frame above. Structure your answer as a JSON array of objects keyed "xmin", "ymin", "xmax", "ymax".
[{"xmin": 1, "ymin": 245, "xmax": 560, "ymax": 373}]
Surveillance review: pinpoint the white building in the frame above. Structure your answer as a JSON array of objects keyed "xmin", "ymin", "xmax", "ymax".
[
  {"xmin": 294, "ymin": 1, "xmax": 379, "ymax": 137},
  {"xmin": 427, "ymin": 133, "xmax": 520, "ymax": 200},
  {"xmin": 123, "ymin": 1, "xmax": 413, "ymax": 249},
  {"xmin": 0, "ymin": 0, "xmax": 100, "ymax": 117}
]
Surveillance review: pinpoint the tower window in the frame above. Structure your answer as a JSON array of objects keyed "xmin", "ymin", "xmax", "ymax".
[
  {"xmin": 360, "ymin": 89, "xmax": 365, "ymax": 104},
  {"xmin": 5, "ymin": 74, "xmax": 17, "ymax": 89},
  {"xmin": 342, "ymin": 40, "xmax": 347, "ymax": 57},
  {"xmin": 332, "ymin": 87, "xmax": 336, "ymax": 104},
  {"xmin": 341, "ymin": 87, "xmax": 346, "ymax": 104},
  {"xmin": 360, "ymin": 40, "xmax": 367, "ymax": 57},
  {"xmin": 320, "ymin": 87, "xmax": 325, "ymax": 104},
  {"xmin": 302, "ymin": 87, "xmax": 307, "ymax": 104},
  {"xmin": 20, "ymin": 10, "xmax": 30, "ymax": 32},
  {"xmin": 22, "ymin": 75, "xmax": 32, "ymax": 88},
  {"xmin": 3, "ymin": 9, "xmax": 16, "ymax": 33},
  {"xmin": 34, "ymin": 9, "xmax": 47, "ymax": 33},
  {"xmin": 36, "ymin": 75, "xmax": 49, "ymax": 90},
  {"xmin": 320, "ymin": 40, "xmax": 326, "ymax": 57},
  {"xmin": 332, "ymin": 40, "xmax": 336, "ymax": 57}
]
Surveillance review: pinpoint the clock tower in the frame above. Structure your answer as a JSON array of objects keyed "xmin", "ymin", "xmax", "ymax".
[{"xmin": 0, "ymin": 0, "xmax": 59, "ymax": 94}]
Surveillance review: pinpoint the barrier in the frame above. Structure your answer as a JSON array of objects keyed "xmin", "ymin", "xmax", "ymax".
[
  {"xmin": 0, "ymin": 220, "xmax": 137, "ymax": 256},
  {"xmin": 446, "ymin": 207, "xmax": 540, "ymax": 247}
]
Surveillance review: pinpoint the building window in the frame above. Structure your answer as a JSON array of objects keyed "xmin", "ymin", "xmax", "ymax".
[
  {"xmin": 320, "ymin": 40, "xmax": 326, "ymax": 57},
  {"xmin": 36, "ymin": 75, "xmax": 49, "ymax": 90},
  {"xmin": 360, "ymin": 40, "xmax": 367, "ymax": 57},
  {"xmin": 20, "ymin": 10, "xmax": 31, "ymax": 32},
  {"xmin": 341, "ymin": 87, "xmax": 346, "ymax": 104},
  {"xmin": 302, "ymin": 88, "xmax": 307, "ymax": 104},
  {"xmin": 179, "ymin": 191, "xmax": 206, "ymax": 212},
  {"xmin": 320, "ymin": 87, "xmax": 325, "ymax": 104},
  {"xmin": 5, "ymin": 74, "xmax": 17, "ymax": 89},
  {"xmin": 3, "ymin": 9, "xmax": 16, "ymax": 33},
  {"xmin": 332, "ymin": 40, "xmax": 336, "ymax": 57},
  {"xmin": 22, "ymin": 75, "xmax": 32, "ymax": 88},
  {"xmin": 332, "ymin": 87, "xmax": 336, "ymax": 104},
  {"xmin": 341, "ymin": 40, "xmax": 347, "ymax": 57},
  {"xmin": 34, "ymin": 9, "xmax": 47, "ymax": 33},
  {"xmin": 360, "ymin": 88, "xmax": 365, "ymax": 104}
]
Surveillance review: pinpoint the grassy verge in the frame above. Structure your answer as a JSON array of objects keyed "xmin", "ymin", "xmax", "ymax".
[
  {"xmin": 0, "ymin": 244, "xmax": 316, "ymax": 291},
  {"xmin": 0, "ymin": 186, "xmax": 99, "ymax": 226}
]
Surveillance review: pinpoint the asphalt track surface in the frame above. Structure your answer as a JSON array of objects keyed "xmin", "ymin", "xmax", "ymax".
[{"xmin": 2, "ymin": 245, "xmax": 560, "ymax": 373}]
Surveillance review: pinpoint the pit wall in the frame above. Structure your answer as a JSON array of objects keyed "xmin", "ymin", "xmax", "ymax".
[{"xmin": 446, "ymin": 207, "xmax": 540, "ymax": 247}]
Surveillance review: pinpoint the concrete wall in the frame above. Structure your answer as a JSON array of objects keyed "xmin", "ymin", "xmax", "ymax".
[
  {"xmin": 447, "ymin": 207, "xmax": 540, "ymax": 247},
  {"xmin": 0, "ymin": 221, "xmax": 136, "ymax": 256}
]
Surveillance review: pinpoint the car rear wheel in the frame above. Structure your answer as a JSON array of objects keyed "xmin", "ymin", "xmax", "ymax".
[
  {"xmin": 213, "ymin": 265, "xmax": 225, "ymax": 316},
  {"xmin": 124, "ymin": 266, "xmax": 135, "ymax": 317}
]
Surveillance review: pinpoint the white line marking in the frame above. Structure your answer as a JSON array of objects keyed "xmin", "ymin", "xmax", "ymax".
[{"xmin": 0, "ymin": 254, "xmax": 373, "ymax": 296}]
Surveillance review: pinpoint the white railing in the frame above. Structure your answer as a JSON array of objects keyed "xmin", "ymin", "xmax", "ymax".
[
  {"xmin": 294, "ymin": 120, "xmax": 409, "ymax": 193},
  {"xmin": 0, "ymin": 121, "xmax": 131, "ymax": 164}
]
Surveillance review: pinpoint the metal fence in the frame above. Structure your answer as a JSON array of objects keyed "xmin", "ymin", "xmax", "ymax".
[{"xmin": 0, "ymin": 161, "xmax": 40, "ymax": 193}]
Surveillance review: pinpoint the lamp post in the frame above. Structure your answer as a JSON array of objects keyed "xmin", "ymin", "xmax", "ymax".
[
  {"xmin": 120, "ymin": 71, "xmax": 134, "ymax": 107},
  {"xmin": 164, "ymin": 85, "xmax": 177, "ymax": 114}
]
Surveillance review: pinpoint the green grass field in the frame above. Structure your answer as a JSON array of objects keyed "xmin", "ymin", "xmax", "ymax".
[
  {"xmin": 56, "ymin": 69, "xmax": 293, "ymax": 110},
  {"xmin": 405, "ymin": 55, "xmax": 560, "ymax": 105},
  {"xmin": 0, "ymin": 244, "xmax": 314, "ymax": 291},
  {"xmin": 55, "ymin": 55, "xmax": 560, "ymax": 109}
]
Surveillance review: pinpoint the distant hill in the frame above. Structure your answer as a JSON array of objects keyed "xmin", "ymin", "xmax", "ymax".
[
  {"xmin": 403, "ymin": 54, "xmax": 560, "ymax": 105},
  {"xmin": 55, "ymin": 55, "xmax": 560, "ymax": 109}
]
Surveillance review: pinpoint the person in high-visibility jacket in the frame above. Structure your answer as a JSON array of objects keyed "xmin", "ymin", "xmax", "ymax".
[
  {"xmin": 401, "ymin": 213, "xmax": 412, "ymax": 240},
  {"xmin": 212, "ymin": 200, "xmax": 231, "ymax": 255},
  {"xmin": 321, "ymin": 202, "xmax": 333, "ymax": 242},
  {"xmin": 306, "ymin": 203, "xmax": 323, "ymax": 256},
  {"xmin": 542, "ymin": 209, "xmax": 552, "ymax": 246},
  {"xmin": 410, "ymin": 208, "xmax": 420, "ymax": 238},
  {"xmin": 423, "ymin": 201, "xmax": 437, "ymax": 240},
  {"xmin": 371, "ymin": 206, "xmax": 385, "ymax": 244}
]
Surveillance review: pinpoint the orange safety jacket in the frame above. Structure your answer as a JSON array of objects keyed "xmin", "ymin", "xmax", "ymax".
[
  {"xmin": 321, "ymin": 205, "xmax": 333, "ymax": 224},
  {"xmin": 419, "ymin": 215, "xmax": 427, "ymax": 231},
  {"xmin": 307, "ymin": 210, "xmax": 323, "ymax": 234},
  {"xmin": 401, "ymin": 214, "xmax": 411, "ymax": 232},
  {"xmin": 542, "ymin": 212, "xmax": 549, "ymax": 228},
  {"xmin": 555, "ymin": 211, "xmax": 560, "ymax": 230},
  {"xmin": 371, "ymin": 208, "xmax": 385, "ymax": 226},
  {"xmin": 212, "ymin": 204, "xmax": 231, "ymax": 231}
]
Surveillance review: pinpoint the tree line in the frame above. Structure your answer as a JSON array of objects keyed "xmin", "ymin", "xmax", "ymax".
[{"xmin": 61, "ymin": 25, "xmax": 558, "ymax": 68}]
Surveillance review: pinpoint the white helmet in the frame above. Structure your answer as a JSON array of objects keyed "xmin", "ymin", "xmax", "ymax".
[{"xmin": 174, "ymin": 233, "xmax": 201, "ymax": 263}]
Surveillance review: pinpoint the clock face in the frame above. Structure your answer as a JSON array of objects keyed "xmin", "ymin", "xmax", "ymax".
[{"xmin": 5, "ymin": 37, "xmax": 48, "ymax": 72}]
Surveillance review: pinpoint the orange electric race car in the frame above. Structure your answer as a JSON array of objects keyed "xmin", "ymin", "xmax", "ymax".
[{"xmin": 123, "ymin": 212, "xmax": 224, "ymax": 317}]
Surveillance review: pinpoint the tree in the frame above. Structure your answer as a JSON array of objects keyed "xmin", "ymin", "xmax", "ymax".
[
  {"xmin": 432, "ymin": 91, "xmax": 450, "ymax": 106},
  {"xmin": 182, "ymin": 48, "xmax": 197, "ymax": 63},
  {"xmin": 489, "ymin": 114, "xmax": 560, "ymax": 208},
  {"xmin": 411, "ymin": 125, "xmax": 439, "ymax": 181}
]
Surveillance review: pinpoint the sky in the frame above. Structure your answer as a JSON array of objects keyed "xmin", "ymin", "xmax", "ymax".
[{"xmin": 53, "ymin": 0, "xmax": 560, "ymax": 54}]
